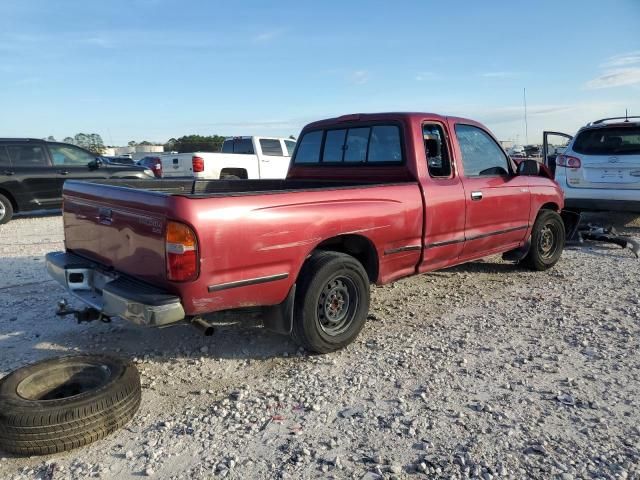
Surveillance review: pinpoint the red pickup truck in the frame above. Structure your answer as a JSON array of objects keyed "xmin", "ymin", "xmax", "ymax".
[{"xmin": 46, "ymin": 112, "xmax": 565, "ymax": 353}]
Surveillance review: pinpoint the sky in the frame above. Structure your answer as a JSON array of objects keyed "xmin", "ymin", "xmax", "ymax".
[{"xmin": 1, "ymin": 0, "xmax": 639, "ymax": 146}]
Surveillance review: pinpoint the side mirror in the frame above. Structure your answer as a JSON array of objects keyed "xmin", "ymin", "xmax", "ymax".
[
  {"xmin": 517, "ymin": 159, "xmax": 540, "ymax": 176},
  {"xmin": 88, "ymin": 158, "xmax": 103, "ymax": 170}
]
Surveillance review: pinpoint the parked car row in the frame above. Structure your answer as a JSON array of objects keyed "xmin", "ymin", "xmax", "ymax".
[
  {"xmin": 152, "ymin": 136, "xmax": 295, "ymax": 179},
  {"xmin": 0, "ymin": 136, "xmax": 299, "ymax": 223},
  {"xmin": 0, "ymin": 138, "xmax": 155, "ymax": 224}
]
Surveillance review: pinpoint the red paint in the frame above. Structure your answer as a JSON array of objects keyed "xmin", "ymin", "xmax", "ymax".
[{"xmin": 62, "ymin": 112, "xmax": 564, "ymax": 316}]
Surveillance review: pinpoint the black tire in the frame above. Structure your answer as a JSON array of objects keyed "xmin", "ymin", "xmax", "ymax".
[
  {"xmin": 0, "ymin": 193, "xmax": 14, "ymax": 225},
  {"xmin": 292, "ymin": 251, "xmax": 370, "ymax": 353},
  {"xmin": 0, "ymin": 354, "xmax": 141, "ymax": 456},
  {"xmin": 523, "ymin": 209, "xmax": 565, "ymax": 271}
]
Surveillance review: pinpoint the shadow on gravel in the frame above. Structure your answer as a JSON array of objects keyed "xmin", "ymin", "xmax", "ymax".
[
  {"xmin": 13, "ymin": 209, "xmax": 62, "ymax": 219},
  {"xmin": 0, "ymin": 257, "xmax": 298, "ymax": 372}
]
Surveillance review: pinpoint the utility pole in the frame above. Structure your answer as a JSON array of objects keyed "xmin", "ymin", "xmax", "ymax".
[{"xmin": 523, "ymin": 87, "xmax": 529, "ymax": 145}]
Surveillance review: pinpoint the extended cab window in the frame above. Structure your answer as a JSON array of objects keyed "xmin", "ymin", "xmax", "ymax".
[
  {"xmin": 7, "ymin": 145, "xmax": 48, "ymax": 167},
  {"xmin": 294, "ymin": 124, "xmax": 402, "ymax": 165},
  {"xmin": 455, "ymin": 124, "xmax": 510, "ymax": 176},
  {"xmin": 0, "ymin": 146, "xmax": 11, "ymax": 167},
  {"xmin": 48, "ymin": 144, "xmax": 95, "ymax": 166},
  {"xmin": 259, "ymin": 139, "xmax": 283, "ymax": 156},
  {"xmin": 423, "ymin": 124, "xmax": 451, "ymax": 177},
  {"xmin": 221, "ymin": 138, "xmax": 255, "ymax": 154}
]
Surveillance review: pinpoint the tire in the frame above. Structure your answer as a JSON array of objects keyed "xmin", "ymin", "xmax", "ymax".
[
  {"xmin": 292, "ymin": 251, "xmax": 370, "ymax": 353},
  {"xmin": 0, "ymin": 354, "xmax": 141, "ymax": 456},
  {"xmin": 0, "ymin": 193, "xmax": 14, "ymax": 225},
  {"xmin": 221, "ymin": 174, "xmax": 241, "ymax": 180},
  {"xmin": 523, "ymin": 209, "xmax": 565, "ymax": 271}
]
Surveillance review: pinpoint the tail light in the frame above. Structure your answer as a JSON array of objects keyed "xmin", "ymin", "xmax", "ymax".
[
  {"xmin": 192, "ymin": 156, "xmax": 204, "ymax": 173},
  {"xmin": 166, "ymin": 221, "xmax": 199, "ymax": 281},
  {"xmin": 153, "ymin": 158, "xmax": 163, "ymax": 178},
  {"xmin": 557, "ymin": 155, "xmax": 581, "ymax": 168}
]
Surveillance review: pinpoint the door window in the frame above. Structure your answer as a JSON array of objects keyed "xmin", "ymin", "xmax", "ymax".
[
  {"xmin": 48, "ymin": 144, "xmax": 95, "ymax": 166},
  {"xmin": 423, "ymin": 124, "xmax": 451, "ymax": 177},
  {"xmin": 455, "ymin": 124, "xmax": 510, "ymax": 176},
  {"xmin": 259, "ymin": 139, "xmax": 284, "ymax": 156},
  {"xmin": 0, "ymin": 146, "xmax": 11, "ymax": 167},
  {"xmin": 7, "ymin": 145, "xmax": 49, "ymax": 167},
  {"xmin": 284, "ymin": 140, "xmax": 296, "ymax": 156}
]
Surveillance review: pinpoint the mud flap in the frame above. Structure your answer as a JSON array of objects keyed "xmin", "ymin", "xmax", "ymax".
[
  {"xmin": 561, "ymin": 210, "xmax": 581, "ymax": 240},
  {"xmin": 262, "ymin": 284, "xmax": 296, "ymax": 335}
]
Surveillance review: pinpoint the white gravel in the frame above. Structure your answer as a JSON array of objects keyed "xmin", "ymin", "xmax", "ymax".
[{"xmin": 1, "ymin": 213, "xmax": 639, "ymax": 479}]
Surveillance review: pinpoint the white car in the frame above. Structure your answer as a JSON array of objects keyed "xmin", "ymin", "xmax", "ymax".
[
  {"xmin": 158, "ymin": 136, "xmax": 296, "ymax": 179},
  {"xmin": 544, "ymin": 116, "xmax": 640, "ymax": 212}
]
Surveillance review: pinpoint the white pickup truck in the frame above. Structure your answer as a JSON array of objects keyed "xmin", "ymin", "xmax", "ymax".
[{"xmin": 159, "ymin": 136, "xmax": 296, "ymax": 179}]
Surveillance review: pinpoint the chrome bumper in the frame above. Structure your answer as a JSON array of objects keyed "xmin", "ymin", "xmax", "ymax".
[{"xmin": 46, "ymin": 251, "xmax": 185, "ymax": 326}]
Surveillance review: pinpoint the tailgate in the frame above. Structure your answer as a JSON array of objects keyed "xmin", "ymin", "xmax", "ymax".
[
  {"xmin": 62, "ymin": 181, "xmax": 170, "ymax": 285},
  {"xmin": 570, "ymin": 153, "xmax": 640, "ymax": 189}
]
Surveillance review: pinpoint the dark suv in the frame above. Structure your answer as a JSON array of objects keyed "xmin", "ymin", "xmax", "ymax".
[{"xmin": 0, "ymin": 138, "xmax": 155, "ymax": 224}]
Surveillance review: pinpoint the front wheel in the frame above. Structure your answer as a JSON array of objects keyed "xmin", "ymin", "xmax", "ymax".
[
  {"xmin": 523, "ymin": 209, "xmax": 565, "ymax": 270},
  {"xmin": 292, "ymin": 251, "xmax": 370, "ymax": 353},
  {"xmin": 0, "ymin": 193, "xmax": 14, "ymax": 224}
]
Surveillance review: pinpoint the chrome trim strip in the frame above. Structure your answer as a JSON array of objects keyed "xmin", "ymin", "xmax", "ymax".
[
  {"xmin": 208, "ymin": 273, "xmax": 289, "ymax": 292},
  {"xmin": 384, "ymin": 245, "xmax": 422, "ymax": 255},
  {"xmin": 466, "ymin": 225, "xmax": 528, "ymax": 241},
  {"xmin": 426, "ymin": 225, "xmax": 528, "ymax": 248}
]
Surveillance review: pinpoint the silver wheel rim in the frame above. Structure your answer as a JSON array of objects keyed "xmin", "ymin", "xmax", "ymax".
[
  {"xmin": 539, "ymin": 223, "xmax": 559, "ymax": 259},
  {"xmin": 0, "ymin": 202, "xmax": 5, "ymax": 221}
]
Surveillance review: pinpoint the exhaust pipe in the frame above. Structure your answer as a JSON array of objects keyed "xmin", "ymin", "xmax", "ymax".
[{"xmin": 191, "ymin": 317, "xmax": 214, "ymax": 336}]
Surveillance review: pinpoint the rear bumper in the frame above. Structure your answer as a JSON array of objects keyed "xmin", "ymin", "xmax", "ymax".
[
  {"xmin": 46, "ymin": 251, "xmax": 185, "ymax": 326},
  {"xmin": 563, "ymin": 198, "xmax": 640, "ymax": 213}
]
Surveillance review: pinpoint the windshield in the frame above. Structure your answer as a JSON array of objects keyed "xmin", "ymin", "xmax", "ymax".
[{"xmin": 573, "ymin": 126, "xmax": 640, "ymax": 155}]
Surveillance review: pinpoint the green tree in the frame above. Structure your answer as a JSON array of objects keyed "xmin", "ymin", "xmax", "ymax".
[
  {"xmin": 173, "ymin": 135, "xmax": 225, "ymax": 153},
  {"xmin": 46, "ymin": 135, "xmax": 56, "ymax": 142},
  {"xmin": 63, "ymin": 137, "xmax": 74, "ymax": 144},
  {"xmin": 73, "ymin": 133, "xmax": 105, "ymax": 155},
  {"xmin": 128, "ymin": 140, "xmax": 137, "ymax": 147}
]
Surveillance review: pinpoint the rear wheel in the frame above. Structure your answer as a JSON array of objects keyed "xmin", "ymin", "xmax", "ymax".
[
  {"xmin": 0, "ymin": 193, "xmax": 14, "ymax": 224},
  {"xmin": 292, "ymin": 251, "xmax": 370, "ymax": 353},
  {"xmin": 523, "ymin": 209, "xmax": 565, "ymax": 270}
]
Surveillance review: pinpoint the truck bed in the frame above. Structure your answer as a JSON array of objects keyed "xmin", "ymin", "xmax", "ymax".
[{"xmin": 61, "ymin": 178, "xmax": 424, "ymax": 315}]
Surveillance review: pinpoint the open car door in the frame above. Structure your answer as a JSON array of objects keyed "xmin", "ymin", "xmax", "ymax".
[{"xmin": 543, "ymin": 131, "xmax": 572, "ymax": 177}]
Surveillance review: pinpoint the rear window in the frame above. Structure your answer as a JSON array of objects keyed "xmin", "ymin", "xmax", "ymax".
[
  {"xmin": 573, "ymin": 126, "xmax": 640, "ymax": 155},
  {"xmin": 259, "ymin": 139, "xmax": 283, "ymax": 156},
  {"xmin": 221, "ymin": 138, "xmax": 255, "ymax": 154},
  {"xmin": 293, "ymin": 124, "xmax": 403, "ymax": 165}
]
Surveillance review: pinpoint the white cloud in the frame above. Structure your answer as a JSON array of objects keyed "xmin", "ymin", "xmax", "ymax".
[
  {"xmin": 415, "ymin": 72, "xmax": 436, "ymax": 81},
  {"xmin": 349, "ymin": 70, "xmax": 369, "ymax": 85},
  {"xmin": 601, "ymin": 51, "xmax": 640, "ymax": 68},
  {"xmin": 253, "ymin": 30, "xmax": 284, "ymax": 43},
  {"xmin": 481, "ymin": 71, "xmax": 519, "ymax": 78},
  {"xmin": 586, "ymin": 68, "xmax": 640, "ymax": 89}
]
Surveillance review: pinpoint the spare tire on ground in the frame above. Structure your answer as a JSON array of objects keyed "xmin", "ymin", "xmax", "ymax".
[{"xmin": 0, "ymin": 354, "xmax": 141, "ymax": 456}]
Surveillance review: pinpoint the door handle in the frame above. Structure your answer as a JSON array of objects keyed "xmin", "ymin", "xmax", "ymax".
[
  {"xmin": 2, "ymin": 170, "xmax": 14, "ymax": 176},
  {"xmin": 471, "ymin": 191, "xmax": 483, "ymax": 201},
  {"xmin": 58, "ymin": 170, "xmax": 69, "ymax": 175}
]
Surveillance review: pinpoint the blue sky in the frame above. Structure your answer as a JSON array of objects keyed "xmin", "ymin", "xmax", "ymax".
[{"xmin": 1, "ymin": 0, "xmax": 639, "ymax": 146}]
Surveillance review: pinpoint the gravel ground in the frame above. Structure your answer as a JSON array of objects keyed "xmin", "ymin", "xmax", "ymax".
[{"xmin": 1, "ymin": 213, "xmax": 639, "ymax": 480}]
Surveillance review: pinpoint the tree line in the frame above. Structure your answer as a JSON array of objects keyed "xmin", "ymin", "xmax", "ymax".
[{"xmin": 48, "ymin": 134, "xmax": 296, "ymax": 155}]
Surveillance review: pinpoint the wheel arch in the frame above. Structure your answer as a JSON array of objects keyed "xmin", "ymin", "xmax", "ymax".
[
  {"xmin": 306, "ymin": 234, "xmax": 379, "ymax": 283},
  {"xmin": 0, "ymin": 187, "xmax": 18, "ymax": 212},
  {"xmin": 220, "ymin": 168, "xmax": 248, "ymax": 179}
]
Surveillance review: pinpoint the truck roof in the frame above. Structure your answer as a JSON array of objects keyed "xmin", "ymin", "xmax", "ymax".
[{"xmin": 302, "ymin": 112, "xmax": 481, "ymax": 130}]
